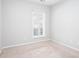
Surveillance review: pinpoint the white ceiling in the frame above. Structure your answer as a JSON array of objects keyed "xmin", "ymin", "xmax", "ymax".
[{"xmin": 28, "ymin": 0, "xmax": 62, "ymax": 6}]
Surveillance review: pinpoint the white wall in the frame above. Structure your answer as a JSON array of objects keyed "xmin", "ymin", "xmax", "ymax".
[
  {"xmin": 51, "ymin": 0, "xmax": 79, "ymax": 49},
  {"xmin": 0, "ymin": 0, "xmax": 2, "ymax": 52},
  {"xmin": 2, "ymin": 0, "xmax": 50, "ymax": 47}
]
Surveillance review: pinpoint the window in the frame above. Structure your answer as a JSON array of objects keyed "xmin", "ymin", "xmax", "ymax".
[{"xmin": 32, "ymin": 11, "xmax": 45, "ymax": 38}]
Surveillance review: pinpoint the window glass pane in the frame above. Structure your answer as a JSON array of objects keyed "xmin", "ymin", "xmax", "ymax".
[
  {"xmin": 34, "ymin": 28, "xmax": 38, "ymax": 36},
  {"xmin": 40, "ymin": 27, "xmax": 43, "ymax": 35}
]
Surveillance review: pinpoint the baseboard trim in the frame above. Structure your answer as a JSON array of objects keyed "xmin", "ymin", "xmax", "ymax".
[
  {"xmin": 52, "ymin": 40, "xmax": 79, "ymax": 52},
  {"xmin": 2, "ymin": 39, "xmax": 50, "ymax": 49}
]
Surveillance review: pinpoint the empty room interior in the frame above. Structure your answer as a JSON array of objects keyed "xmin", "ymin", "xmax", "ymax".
[{"xmin": 0, "ymin": 0, "xmax": 79, "ymax": 58}]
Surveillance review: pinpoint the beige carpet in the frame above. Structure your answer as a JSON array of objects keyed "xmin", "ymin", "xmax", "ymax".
[{"xmin": 0, "ymin": 40, "xmax": 79, "ymax": 58}]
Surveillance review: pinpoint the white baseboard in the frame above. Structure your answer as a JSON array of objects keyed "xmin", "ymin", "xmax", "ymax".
[
  {"xmin": 52, "ymin": 40, "xmax": 79, "ymax": 52},
  {"xmin": 2, "ymin": 39, "xmax": 50, "ymax": 49}
]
